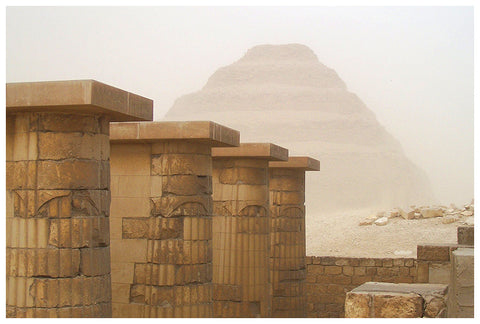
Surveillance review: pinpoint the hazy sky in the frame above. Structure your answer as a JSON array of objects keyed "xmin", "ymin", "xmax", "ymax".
[{"xmin": 6, "ymin": 6, "xmax": 474, "ymax": 205}]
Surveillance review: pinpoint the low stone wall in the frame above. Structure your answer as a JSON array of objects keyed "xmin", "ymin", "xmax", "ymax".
[{"xmin": 305, "ymin": 256, "xmax": 417, "ymax": 317}]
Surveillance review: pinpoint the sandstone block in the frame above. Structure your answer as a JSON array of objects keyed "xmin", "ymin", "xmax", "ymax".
[
  {"xmin": 114, "ymin": 175, "xmax": 151, "ymax": 198},
  {"xmin": 420, "ymin": 207, "xmax": 444, "ymax": 218},
  {"xmin": 151, "ymin": 154, "xmax": 211, "ymax": 176},
  {"xmin": 37, "ymin": 160, "xmax": 101, "ymax": 189},
  {"xmin": 110, "ymin": 197, "xmax": 150, "ymax": 217},
  {"xmin": 162, "ymin": 175, "xmax": 212, "ymax": 196},
  {"xmin": 110, "ymin": 143, "xmax": 151, "ymax": 176},
  {"xmin": 424, "ymin": 297, "xmax": 446, "ymax": 317},
  {"xmin": 38, "ymin": 132, "xmax": 106, "ymax": 160},
  {"xmin": 344, "ymin": 292, "xmax": 370, "ymax": 318},
  {"xmin": 269, "ymin": 176, "xmax": 304, "ymax": 191},
  {"xmin": 270, "ymin": 191, "xmax": 304, "ymax": 205},
  {"xmin": 428, "ymin": 262, "xmax": 450, "ymax": 284},
  {"xmin": 324, "ymin": 266, "xmax": 343, "ymax": 275},
  {"xmin": 442, "ymin": 216, "xmax": 458, "ymax": 224},
  {"xmin": 213, "ymin": 284, "xmax": 242, "ymax": 301},
  {"xmin": 110, "ymin": 239, "xmax": 147, "ymax": 263},
  {"xmin": 417, "ymin": 244, "xmax": 450, "ymax": 261},
  {"xmin": 373, "ymin": 292, "xmax": 423, "ymax": 317},
  {"xmin": 457, "ymin": 226, "xmax": 474, "ymax": 245},
  {"xmin": 110, "ymin": 262, "xmax": 134, "ymax": 284},
  {"xmin": 37, "ymin": 113, "xmax": 105, "ymax": 133},
  {"xmin": 7, "ymin": 218, "xmax": 49, "ymax": 248},
  {"xmin": 151, "ymin": 196, "xmax": 211, "ymax": 217},
  {"xmin": 219, "ymin": 167, "xmax": 266, "ymax": 185},
  {"xmin": 122, "ymin": 217, "xmax": 149, "ymax": 239},
  {"xmin": 374, "ymin": 217, "xmax": 388, "ymax": 226},
  {"xmin": 80, "ymin": 247, "xmax": 111, "ymax": 276},
  {"xmin": 214, "ymin": 184, "xmax": 268, "ymax": 202}
]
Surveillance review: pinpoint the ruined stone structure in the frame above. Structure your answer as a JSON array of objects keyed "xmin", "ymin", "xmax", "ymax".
[
  {"xmin": 211, "ymin": 143, "xmax": 288, "ymax": 317},
  {"xmin": 345, "ymin": 282, "xmax": 448, "ymax": 318},
  {"xmin": 5, "ymin": 80, "xmax": 473, "ymax": 318},
  {"xmin": 269, "ymin": 157, "xmax": 320, "ymax": 317},
  {"xmin": 163, "ymin": 43, "xmax": 434, "ymax": 214},
  {"xmin": 6, "ymin": 80, "xmax": 153, "ymax": 317},
  {"xmin": 108, "ymin": 121, "xmax": 239, "ymax": 317},
  {"xmin": 305, "ymin": 256, "xmax": 418, "ymax": 317}
]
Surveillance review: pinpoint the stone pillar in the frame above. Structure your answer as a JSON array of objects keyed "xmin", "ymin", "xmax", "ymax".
[
  {"xmin": 211, "ymin": 143, "xmax": 288, "ymax": 317},
  {"xmin": 6, "ymin": 80, "xmax": 153, "ymax": 318},
  {"xmin": 447, "ymin": 248, "xmax": 474, "ymax": 317},
  {"xmin": 268, "ymin": 157, "xmax": 320, "ymax": 317},
  {"xmin": 109, "ymin": 121, "xmax": 239, "ymax": 318}
]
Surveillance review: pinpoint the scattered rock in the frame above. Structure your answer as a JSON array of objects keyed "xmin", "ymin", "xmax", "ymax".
[
  {"xmin": 374, "ymin": 217, "xmax": 389, "ymax": 226},
  {"xmin": 460, "ymin": 210, "xmax": 473, "ymax": 217},
  {"xmin": 387, "ymin": 209, "xmax": 401, "ymax": 218},
  {"xmin": 420, "ymin": 208, "xmax": 444, "ymax": 218},
  {"xmin": 406, "ymin": 210, "xmax": 417, "ymax": 220},
  {"xmin": 359, "ymin": 217, "xmax": 376, "ymax": 226},
  {"xmin": 442, "ymin": 216, "xmax": 457, "ymax": 224},
  {"xmin": 358, "ymin": 200, "xmax": 473, "ymax": 227}
]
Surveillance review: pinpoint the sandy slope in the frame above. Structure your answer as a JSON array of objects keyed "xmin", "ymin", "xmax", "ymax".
[{"xmin": 306, "ymin": 208, "xmax": 472, "ymax": 258}]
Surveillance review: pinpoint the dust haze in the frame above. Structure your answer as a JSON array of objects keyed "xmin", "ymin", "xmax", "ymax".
[{"xmin": 6, "ymin": 6, "xmax": 474, "ymax": 213}]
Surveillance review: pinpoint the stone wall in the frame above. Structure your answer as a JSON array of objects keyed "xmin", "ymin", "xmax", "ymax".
[{"xmin": 305, "ymin": 256, "xmax": 417, "ymax": 317}]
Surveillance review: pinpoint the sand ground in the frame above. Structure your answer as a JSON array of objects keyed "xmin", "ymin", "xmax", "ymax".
[{"xmin": 306, "ymin": 208, "xmax": 473, "ymax": 258}]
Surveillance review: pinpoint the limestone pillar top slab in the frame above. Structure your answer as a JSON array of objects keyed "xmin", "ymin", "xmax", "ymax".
[
  {"xmin": 6, "ymin": 80, "xmax": 153, "ymax": 121},
  {"xmin": 351, "ymin": 282, "xmax": 448, "ymax": 296},
  {"xmin": 110, "ymin": 121, "xmax": 240, "ymax": 147},
  {"xmin": 212, "ymin": 143, "xmax": 288, "ymax": 161},
  {"xmin": 269, "ymin": 156, "xmax": 320, "ymax": 171}
]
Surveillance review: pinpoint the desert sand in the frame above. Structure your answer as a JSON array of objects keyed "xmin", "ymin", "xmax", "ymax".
[{"xmin": 306, "ymin": 208, "xmax": 472, "ymax": 258}]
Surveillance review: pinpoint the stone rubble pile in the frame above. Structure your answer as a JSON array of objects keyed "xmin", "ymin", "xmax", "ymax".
[{"xmin": 359, "ymin": 200, "xmax": 474, "ymax": 226}]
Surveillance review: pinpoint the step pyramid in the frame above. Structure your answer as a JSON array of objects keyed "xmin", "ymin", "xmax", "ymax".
[{"xmin": 163, "ymin": 44, "xmax": 434, "ymax": 213}]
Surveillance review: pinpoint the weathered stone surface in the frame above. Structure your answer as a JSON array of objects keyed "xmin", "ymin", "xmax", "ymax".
[
  {"xmin": 151, "ymin": 196, "xmax": 211, "ymax": 217},
  {"xmin": 162, "ymin": 175, "xmax": 212, "ymax": 196},
  {"xmin": 345, "ymin": 282, "xmax": 447, "ymax": 318},
  {"xmin": 419, "ymin": 207, "xmax": 443, "ymax": 218},
  {"xmin": 219, "ymin": 167, "xmax": 266, "ymax": 185},
  {"xmin": 152, "ymin": 154, "xmax": 212, "ymax": 176},
  {"xmin": 442, "ymin": 216, "xmax": 457, "ymax": 224},
  {"xmin": 344, "ymin": 292, "xmax": 370, "ymax": 318},
  {"xmin": 460, "ymin": 210, "xmax": 473, "ymax": 217},
  {"xmin": 424, "ymin": 297, "xmax": 446, "ymax": 318},
  {"xmin": 372, "ymin": 292, "xmax": 423, "ymax": 317},
  {"xmin": 7, "ymin": 80, "xmax": 153, "ymax": 121},
  {"xmin": 457, "ymin": 226, "xmax": 474, "ymax": 245},
  {"xmin": 447, "ymin": 248, "xmax": 474, "ymax": 318},
  {"xmin": 37, "ymin": 160, "xmax": 104, "ymax": 189},
  {"xmin": 417, "ymin": 244, "xmax": 450, "ymax": 261},
  {"xmin": 428, "ymin": 262, "xmax": 450, "ymax": 284},
  {"xmin": 38, "ymin": 132, "xmax": 108, "ymax": 160},
  {"xmin": 213, "ymin": 284, "xmax": 242, "ymax": 301},
  {"xmin": 374, "ymin": 217, "xmax": 388, "ymax": 226}
]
